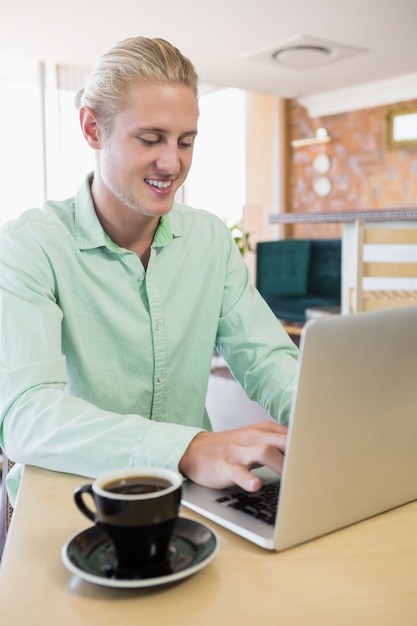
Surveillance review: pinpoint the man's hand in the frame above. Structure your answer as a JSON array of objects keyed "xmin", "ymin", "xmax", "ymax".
[{"xmin": 179, "ymin": 420, "xmax": 288, "ymax": 493}]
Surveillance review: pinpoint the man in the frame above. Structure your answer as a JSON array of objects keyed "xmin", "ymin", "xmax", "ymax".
[{"xmin": 0, "ymin": 36, "xmax": 298, "ymax": 506}]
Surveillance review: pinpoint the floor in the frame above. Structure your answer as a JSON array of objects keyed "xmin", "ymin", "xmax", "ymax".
[{"xmin": 207, "ymin": 355, "xmax": 272, "ymax": 431}]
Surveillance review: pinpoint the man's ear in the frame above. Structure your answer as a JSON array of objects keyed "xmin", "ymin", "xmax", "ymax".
[{"xmin": 79, "ymin": 107, "xmax": 102, "ymax": 150}]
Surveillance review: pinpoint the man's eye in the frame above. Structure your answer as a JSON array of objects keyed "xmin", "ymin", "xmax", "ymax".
[{"xmin": 141, "ymin": 138, "xmax": 159, "ymax": 146}]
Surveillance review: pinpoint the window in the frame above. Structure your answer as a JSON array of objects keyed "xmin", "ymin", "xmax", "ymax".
[
  {"xmin": 0, "ymin": 56, "xmax": 93, "ymax": 227},
  {"xmin": 0, "ymin": 55, "xmax": 45, "ymax": 226},
  {"xmin": 183, "ymin": 88, "xmax": 246, "ymax": 226},
  {"xmin": 44, "ymin": 64, "xmax": 93, "ymax": 199}
]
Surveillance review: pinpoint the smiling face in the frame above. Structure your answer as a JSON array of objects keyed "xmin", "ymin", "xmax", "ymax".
[{"xmin": 90, "ymin": 83, "xmax": 199, "ymax": 220}]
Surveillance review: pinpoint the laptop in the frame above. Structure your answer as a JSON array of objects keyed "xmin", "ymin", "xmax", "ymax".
[{"xmin": 182, "ymin": 306, "xmax": 417, "ymax": 550}]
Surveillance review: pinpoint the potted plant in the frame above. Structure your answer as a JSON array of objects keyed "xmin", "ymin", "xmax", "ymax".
[{"xmin": 229, "ymin": 223, "xmax": 253, "ymax": 257}]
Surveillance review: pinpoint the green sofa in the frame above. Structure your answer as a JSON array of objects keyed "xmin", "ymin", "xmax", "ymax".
[{"xmin": 256, "ymin": 239, "xmax": 342, "ymax": 323}]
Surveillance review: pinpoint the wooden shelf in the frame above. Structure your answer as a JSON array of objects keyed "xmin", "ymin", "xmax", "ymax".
[{"xmin": 269, "ymin": 208, "xmax": 417, "ymax": 225}]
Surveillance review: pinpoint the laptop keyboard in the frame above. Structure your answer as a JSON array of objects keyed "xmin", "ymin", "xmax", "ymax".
[{"xmin": 214, "ymin": 481, "xmax": 280, "ymax": 526}]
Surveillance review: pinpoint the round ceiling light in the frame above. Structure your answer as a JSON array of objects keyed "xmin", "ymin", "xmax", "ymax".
[{"xmin": 272, "ymin": 45, "xmax": 332, "ymax": 69}]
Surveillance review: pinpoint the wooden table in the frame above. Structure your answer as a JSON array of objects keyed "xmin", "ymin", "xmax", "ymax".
[{"xmin": 2, "ymin": 466, "xmax": 417, "ymax": 625}]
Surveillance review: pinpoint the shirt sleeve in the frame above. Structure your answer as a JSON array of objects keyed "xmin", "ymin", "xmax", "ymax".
[
  {"xmin": 215, "ymin": 227, "xmax": 299, "ymax": 425},
  {"xmin": 0, "ymin": 223, "xmax": 203, "ymax": 492}
]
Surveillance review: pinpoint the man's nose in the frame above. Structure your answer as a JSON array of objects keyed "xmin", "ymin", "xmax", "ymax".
[{"xmin": 156, "ymin": 144, "xmax": 180, "ymax": 174}]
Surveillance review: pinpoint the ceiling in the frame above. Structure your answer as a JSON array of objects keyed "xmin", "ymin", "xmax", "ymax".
[{"xmin": 2, "ymin": 0, "xmax": 417, "ymax": 100}]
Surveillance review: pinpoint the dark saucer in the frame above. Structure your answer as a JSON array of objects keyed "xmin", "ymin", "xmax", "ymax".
[{"xmin": 61, "ymin": 516, "xmax": 219, "ymax": 588}]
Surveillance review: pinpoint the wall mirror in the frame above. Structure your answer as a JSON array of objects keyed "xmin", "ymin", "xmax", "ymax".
[{"xmin": 386, "ymin": 105, "xmax": 417, "ymax": 149}]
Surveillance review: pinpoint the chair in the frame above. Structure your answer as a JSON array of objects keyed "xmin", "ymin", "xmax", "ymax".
[
  {"xmin": 349, "ymin": 220, "xmax": 417, "ymax": 313},
  {"xmin": 0, "ymin": 451, "xmax": 14, "ymax": 559},
  {"xmin": 256, "ymin": 238, "xmax": 342, "ymax": 323}
]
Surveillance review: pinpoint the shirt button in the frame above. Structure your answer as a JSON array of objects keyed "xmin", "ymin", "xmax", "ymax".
[
  {"xmin": 138, "ymin": 273, "xmax": 145, "ymax": 281},
  {"xmin": 155, "ymin": 321, "xmax": 162, "ymax": 331},
  {"xmin": 157, "ymin": 374, "xmax": 164, "ymax": 383}
]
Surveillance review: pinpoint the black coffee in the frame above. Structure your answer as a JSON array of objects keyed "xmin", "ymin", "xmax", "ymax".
[{"xmin": 103, "ymin": 475, "xmax": 172, "ymax": 495}]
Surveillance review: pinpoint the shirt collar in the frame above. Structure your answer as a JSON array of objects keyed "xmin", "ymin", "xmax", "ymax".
[{"xmin": 74, "ymin": 173, "xmax": 183, "ymax": 251}]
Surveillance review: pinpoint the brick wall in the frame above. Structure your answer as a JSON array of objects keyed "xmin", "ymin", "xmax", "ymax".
[{"xmin": 289, "ymin": 98, "xmax": 417, "ymax": 238}]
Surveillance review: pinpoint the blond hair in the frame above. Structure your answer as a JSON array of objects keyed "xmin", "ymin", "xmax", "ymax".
[{"xmin": 75, "ymin": 36, "xmax": 199, "ymax": 133}]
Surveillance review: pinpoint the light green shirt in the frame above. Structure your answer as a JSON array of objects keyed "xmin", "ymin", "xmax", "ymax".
[{"xmin": 0, "ymin": 175, "xmax": 298, "ymax": 504}]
